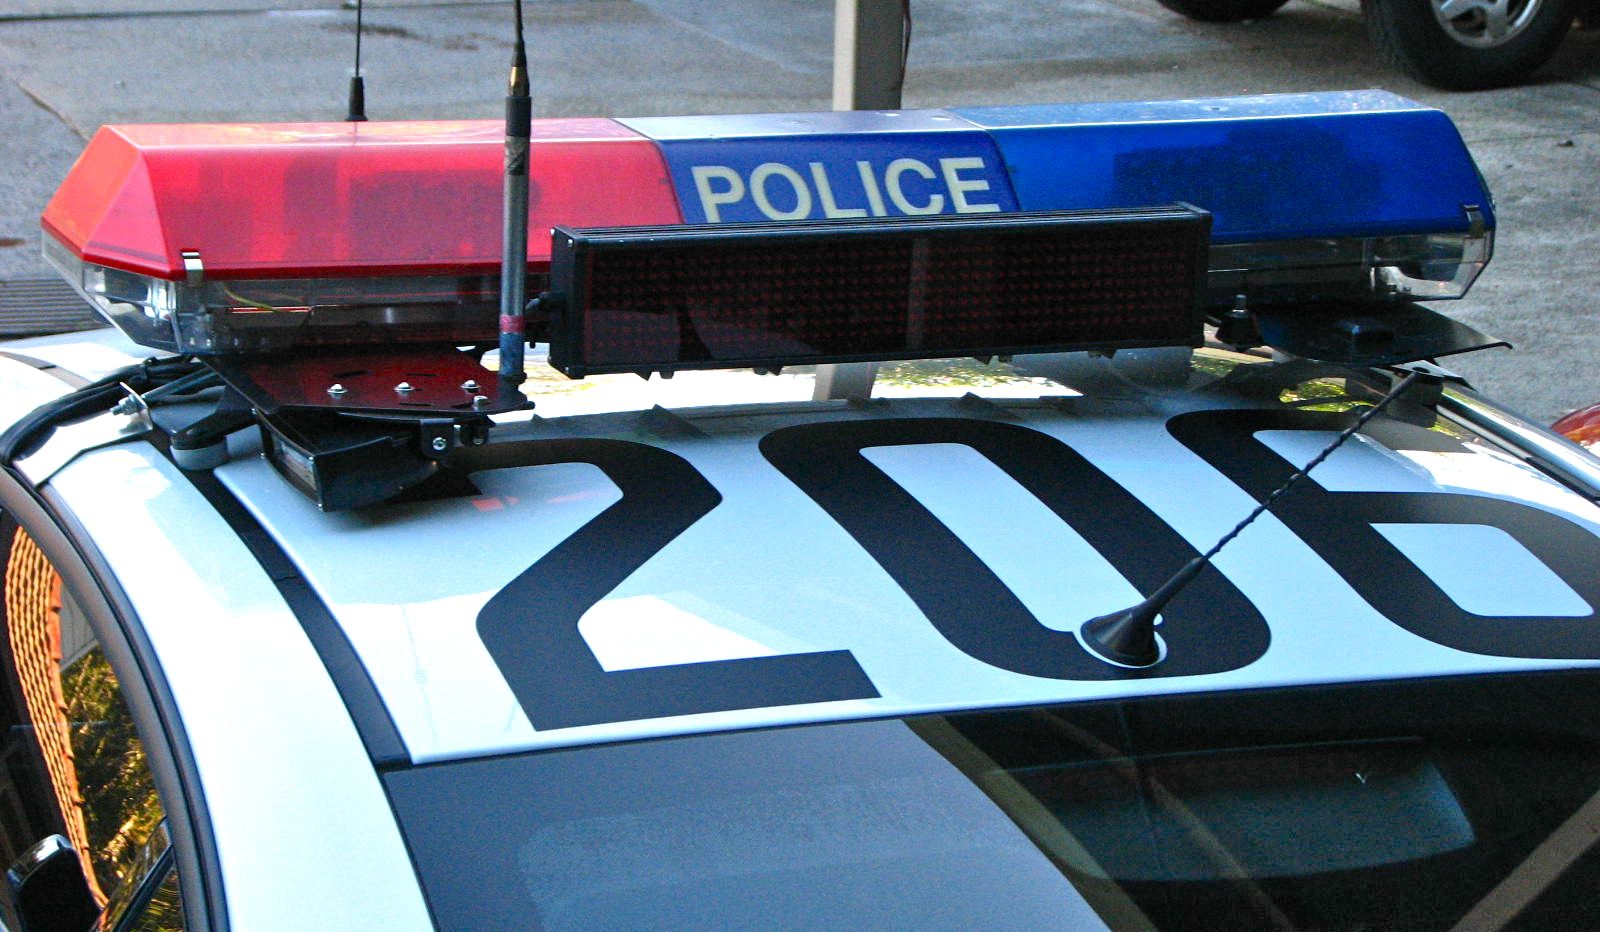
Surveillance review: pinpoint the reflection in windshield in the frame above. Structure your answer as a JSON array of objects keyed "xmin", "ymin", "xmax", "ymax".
[
  {"xmin": 63, "ymin": 645, "xmax": 165, "ymax": 896},
  {"xmin": 1, "ymin": 525, "xmax": 165, "ymax": 906},
  {"xmin": 919, "ymin": 674, "xmax": 1600, "ymax": 930},
  {"xmin": 389, "ymin": 670, "xmax": 1600, "ymax": 931}
]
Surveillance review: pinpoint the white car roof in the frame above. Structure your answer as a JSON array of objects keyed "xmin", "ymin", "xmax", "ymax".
[
  {"xmin": 10, "ymin": 335, "xmax": 1600, "ymax": 767},
  {"xmin": 58, "ymin": 345, "xmax": 1600, "ymax": 766}
]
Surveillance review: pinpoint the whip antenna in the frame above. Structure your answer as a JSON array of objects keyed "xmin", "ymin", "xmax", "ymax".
[
  {"xmin": 498, "ymin": 0, "xmax": 532, "ymax": 385},
  {"xmin": 1081, "ymin": 370, "xmax": 1425, "ymax": 667}
]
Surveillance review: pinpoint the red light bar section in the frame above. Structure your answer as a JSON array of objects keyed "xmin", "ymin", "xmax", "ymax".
[
  {"xmin": 547, "ymin": 206, "xmax": 1210, "ymax": 378},
  {"xmin": 41, "ymin": 120, "xmax": 682, "ymax": 281}
]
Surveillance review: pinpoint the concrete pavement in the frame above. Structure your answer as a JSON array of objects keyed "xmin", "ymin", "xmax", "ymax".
[{"xmin": 0, "ymin": 0, "xmax": 1595, "ymax": 419}]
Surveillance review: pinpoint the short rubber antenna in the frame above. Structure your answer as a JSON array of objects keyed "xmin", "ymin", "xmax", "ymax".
[{"xmin": 346, "ymin": 0, "xmax": 367, "ymax": 121}]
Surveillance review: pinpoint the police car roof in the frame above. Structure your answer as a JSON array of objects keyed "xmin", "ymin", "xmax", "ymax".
[{"xmin": 8, "ymin": 328, "xmax": 1598, "ymax": 768}]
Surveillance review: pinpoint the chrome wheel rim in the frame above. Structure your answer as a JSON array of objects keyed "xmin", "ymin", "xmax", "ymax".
[{"xmin": 1430, "ymin": 0, "xmax": 1542, "ymax": 47}]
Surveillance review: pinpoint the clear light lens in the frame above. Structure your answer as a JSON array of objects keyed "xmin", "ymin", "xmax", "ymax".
[
  {"xmin": 1206, "ymin": 228, "xmax": 1491, "ymax": 306},
  {"xmin": 45, "ymin": 234, "xmax": 501, "ymax": 354},
  {"xmin": 47, "ymin": 236, "xmax": 180, "ymax": 349},
  {"xmin": 183, "ymin": 275, "xmax": 501, "ymax": 354},
  {"xmin": 1370, "ymin": 229, "xmax": 1493, "ymax": 300}
]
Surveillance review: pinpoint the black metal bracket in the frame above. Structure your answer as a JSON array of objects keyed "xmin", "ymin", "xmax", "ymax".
[{"xmin": 169, "ymin": 389, "xmax": 255, "ymax": 470}]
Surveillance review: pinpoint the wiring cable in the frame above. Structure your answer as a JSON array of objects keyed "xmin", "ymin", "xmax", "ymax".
[{"xmin": 0, "ymin": 356, "xmax": 206, "ymax": 465}]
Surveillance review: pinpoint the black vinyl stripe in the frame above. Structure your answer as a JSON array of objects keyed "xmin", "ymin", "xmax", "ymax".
[
  {"xmin": 158, "ymin": 441, "xmax": 411, "ymax": 767},
  {"xmin": 0, "ymin": 350, "xmax": 92, "ymax": 388},
  {"xmin": 761, "ymin": 417, "xmax": 1270, "ymax": 680},
  {"xmin": 466, "ymin": 437, "xmax": 879, "ymax": 731},
  {"xmin": 1171, "ymin": 408, "xmax": 1600, "ymax": 659}
]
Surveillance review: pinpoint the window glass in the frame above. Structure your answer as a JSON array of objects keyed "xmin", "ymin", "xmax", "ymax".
[
  {"xmin": 389, "ymin": 670, "xmax": 1600, "ymax": 931},
  {"xmin": 0, "ymin": 518, "xmax": 177, "ymax": 926},
  {"xmin": 101, "ymin": 822, "xmax": 178, "ymax": 931},
  {"xmin": 107, "ymin": 823, "xmax": 182, "ymax": 932},
  {"xmin": 121, "ymin": 865, "xmax": 184, "ymax": 932}
]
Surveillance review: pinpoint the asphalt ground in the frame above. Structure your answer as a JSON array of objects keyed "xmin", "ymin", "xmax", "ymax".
[{"xmin": 0, "ymin": 0, "xmax": 1595, "ymax": 420}]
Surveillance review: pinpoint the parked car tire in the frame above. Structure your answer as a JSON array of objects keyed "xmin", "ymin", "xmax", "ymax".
[
  {"xmin": 1156, "ymin": 0, "xmax": 1292, "ymax": 22},
  {"xmin": 1363, "ymin": 0, "xmax": 1579, "ymax": 88}
]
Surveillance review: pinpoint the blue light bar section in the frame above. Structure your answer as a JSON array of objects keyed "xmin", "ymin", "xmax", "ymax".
[
  {"xmin": 953, "ymin": 91, "xmax": 1494, "ymax": 244},
  {"xmin": 620, "ymin": 110, "xmax": 1020, "ymax": 224},
  {"xmin": 621, "ymin": 93, "xmax": 1493, "ymax": 247}
]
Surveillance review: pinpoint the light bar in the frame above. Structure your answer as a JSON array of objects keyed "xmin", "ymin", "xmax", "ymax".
[
  {"xmin": 546, "ymin": 206, "xmax": 1210, "ymax": 378},
  {"xmin": 40, "ymin": 93, "xmax": 1497, "ymax": 360}
]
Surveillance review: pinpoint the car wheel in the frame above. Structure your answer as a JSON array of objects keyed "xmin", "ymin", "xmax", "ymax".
[
  {"xmin": 1364, "ymin": 0, "xmax": 1579, "ymax": 88},
  {"xmin": 1156, "ymin": 0, "xmax": 1292, "ymax": 23}
]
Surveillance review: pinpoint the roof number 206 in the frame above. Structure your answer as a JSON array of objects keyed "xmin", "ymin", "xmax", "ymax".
[{"xmin": 477, "ymin": 412, "xmax": 1600, "ymax": 730}]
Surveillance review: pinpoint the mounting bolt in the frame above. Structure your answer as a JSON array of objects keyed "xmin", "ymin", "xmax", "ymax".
[
  {"xmin": 430, "ymin": 436, "xmax": 449, "ymax": 453},
  {"xmin": 471, "ymin": 395, "xmax": 489, "ymax": 409},
  {"xmin": 395, "ymin": 382, "xmax": 414, "ymax": 394},
  {"xmin": 327, "ymin": 384, "xmax": 347, "ymax": 397},
  {"xmin": 461, "ymin": 379, "xmax": 480, "ymax": 393}
]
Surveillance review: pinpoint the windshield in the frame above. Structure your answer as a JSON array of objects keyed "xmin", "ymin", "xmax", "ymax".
[{"xmin": 386, "ymin": 668, "xmax": 1600, "ymax": 930}]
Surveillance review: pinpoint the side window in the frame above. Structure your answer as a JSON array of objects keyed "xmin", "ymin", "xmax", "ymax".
[
  {"xmin": 120, "ymin": 866, "xmax": 183, "ymax": 932},
  {"xmin": 0, "ymin": 515, "xmax": 180, "ymax": 929},
  {"xmin": 103, "ymin": 824, "xmax": 182, "ymax": 932}
]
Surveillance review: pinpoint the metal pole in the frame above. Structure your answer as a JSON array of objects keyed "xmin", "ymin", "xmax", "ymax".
[
  {"xmin": 831, "ymin": 0, "xmax": 906, "ymax": 110},
  {"xmin": 816, "ymin": 0, "xmax": 905, "ymax": 400}
]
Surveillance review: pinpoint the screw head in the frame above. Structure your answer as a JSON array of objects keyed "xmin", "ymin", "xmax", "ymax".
[
  {"xmin": 395, "ymin": 382, "xmax": 414, "ymax": 394},
  {"xmin": 327, "ymin": 383, "xmax": 347, "ymax": 396},
  {"xmin": 430, "ymin": 436, "xmax": 449, "ymax": 453},
  {"xmin": 461, "ymin": 379, "xmax": 480, "ymax": 392},
  {"xmin": 471, "ymin": 395, "xmax": 489, "ymax": 409}
]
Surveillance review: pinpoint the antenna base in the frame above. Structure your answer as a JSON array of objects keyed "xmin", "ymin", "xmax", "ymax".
[
  {"xmin": 346, "ymin": 75, "xmax": 368, "ymax": 122},
  {"xmin": 1082, "ymin": 602, "xmax": 1163, "ymax": 668}
]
